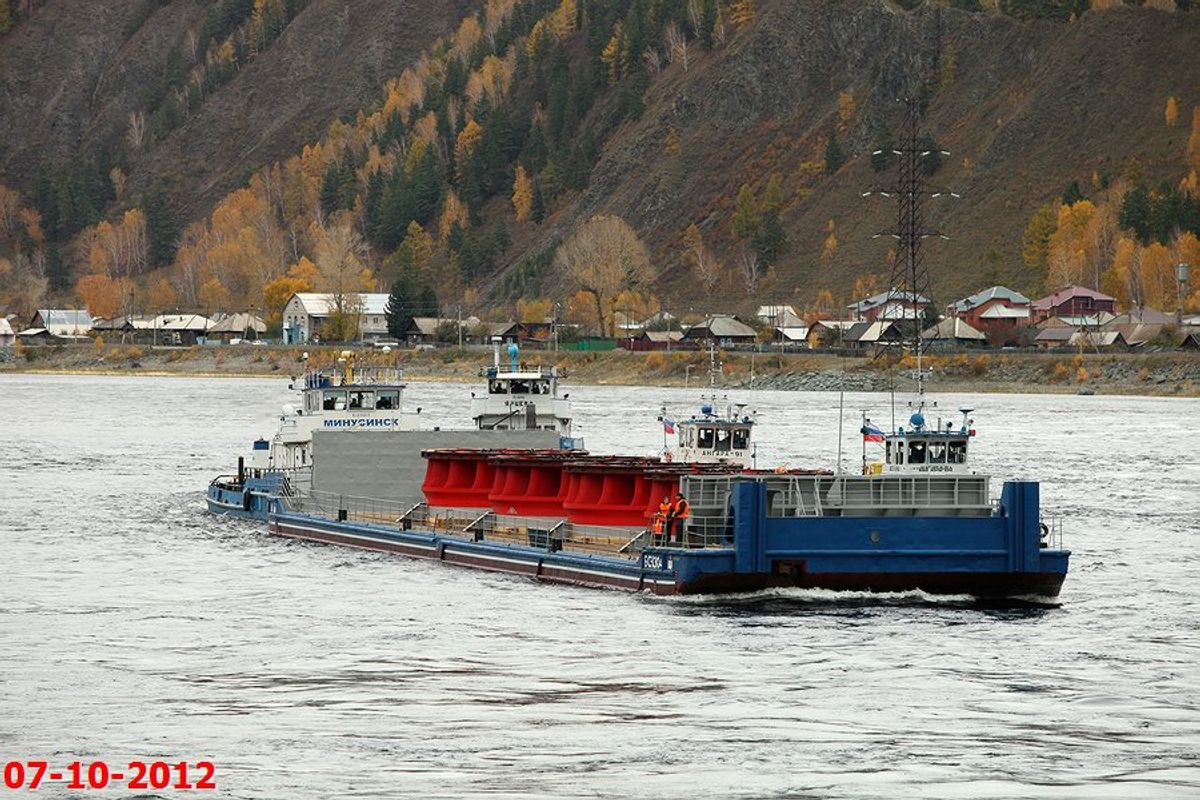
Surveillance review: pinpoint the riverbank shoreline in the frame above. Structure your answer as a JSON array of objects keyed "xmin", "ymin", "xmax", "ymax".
[{"xmin": 3, "ymin": 344, "xmax": 1198, "ymax": 397}]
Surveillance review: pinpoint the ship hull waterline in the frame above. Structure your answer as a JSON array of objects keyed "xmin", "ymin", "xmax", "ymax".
[{"xmin": 265, "ymin": 514, "xmax": 1067, "ymax": 600}]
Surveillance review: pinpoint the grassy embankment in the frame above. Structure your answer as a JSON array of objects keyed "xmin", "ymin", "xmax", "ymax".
[{"xmin": 4, "ymin": 342, "xmax": 1200, "ymax": 397}]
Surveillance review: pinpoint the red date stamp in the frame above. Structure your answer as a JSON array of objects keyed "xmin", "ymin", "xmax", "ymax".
[{"xmin": 3, "ymin": 760, "xmax": 216, "ymax": 791}]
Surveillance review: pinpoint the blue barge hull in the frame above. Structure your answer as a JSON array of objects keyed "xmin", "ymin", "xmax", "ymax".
[{"xmin": 264, "ymin": 480, "xmax": 1069, "ymax": 599}]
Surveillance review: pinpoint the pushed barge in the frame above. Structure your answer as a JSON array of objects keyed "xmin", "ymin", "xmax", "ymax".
[{"xmin": 263, "ymin": 406, "xmax": 1069, "ymax": 599}]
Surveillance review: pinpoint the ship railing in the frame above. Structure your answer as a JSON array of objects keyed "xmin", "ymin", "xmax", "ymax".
[
  {"xmin": 1040, "ymin": 512, "xmax": 1064, "ymax": 549},
  {"xmin": 681, "ymin": 473, "xmax": 993, "ymax": 519}
]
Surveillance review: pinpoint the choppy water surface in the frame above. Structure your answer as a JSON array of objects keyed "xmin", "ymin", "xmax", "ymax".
[{"xmin": 1, "ymin": 373, "xmax": 1198, "ymax": 799}]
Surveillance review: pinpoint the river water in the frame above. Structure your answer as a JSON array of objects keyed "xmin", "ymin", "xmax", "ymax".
[{"xmin": 1, "ymin": 373, "xmax": 1198, "ymax": 799}]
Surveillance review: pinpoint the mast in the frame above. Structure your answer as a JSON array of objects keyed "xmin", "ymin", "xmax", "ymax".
[{"xmin": 863, "ymin": 97, "xmax": 957, "ymax": 406}]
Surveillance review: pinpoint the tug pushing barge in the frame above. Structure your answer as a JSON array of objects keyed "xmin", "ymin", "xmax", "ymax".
[{"xmin": 261, "ymin": 402, "xmax": 1069, "ymax": 600}]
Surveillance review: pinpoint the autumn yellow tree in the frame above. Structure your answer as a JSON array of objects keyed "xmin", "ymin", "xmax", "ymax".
[
  {"xmin": 1045, "ymin": 200, "xmax": 1096, "ymax": 290},
  {"xmin": 1165, "ymin": 96, "xmax": 1179, "ymax": 128},
  {"xmin": 262, "ymin": 257, "xmax": 319, "ymax": 324},
  {"xmin": 512, "ymin": 165, "xmax": 533, "ymax": 222},
  {"xmin": 821, "ymin": 219, "xmax": 838, "ymax": 264},
  {"xmin": 455, "ymin": 119, "xmax": 484, "ymax": 179},
  {"xmin": 516, "ymin": 297, "xmax": 553, "ymax": 323},
  {"xmin": 1139, "ymin": 242, "xmax": 1176, "ymax": 310},
  {"xmin": 555, "ymin": 215, "xmax": 654, "ymax": 337},
  {"xmin": 1100, "ymin": 237, "xmax": 1138, "ymax": 309},
  {"xmin": 728, "ymin": 0, "xmax": 755, "ymax": 27},
  {"xmin": 1188, "ymin": 106, "xmax": 1200, "ymax": 173},
  {"xmin": 199, "ymin": 276, "xmax": 232, "ymax": 314},
  {"xmin": 439, "ymin": 191, "xmax": 469, "ymax": 243},
  {"xmin": 145, "ymin": 275, "xmax": 178, "ymax": 313}
]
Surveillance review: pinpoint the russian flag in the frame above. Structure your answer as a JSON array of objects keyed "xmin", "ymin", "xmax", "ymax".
[
  {"xmin": 861, "ymin": 420, "xmax": 885, "ymax": 442},
  {"xmin": 663, "ymin": 418, "xmax": 676, "ymax": 434}
]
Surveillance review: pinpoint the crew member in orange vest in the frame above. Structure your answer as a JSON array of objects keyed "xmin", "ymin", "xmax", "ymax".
[
  {"xmin": 652, "ymin": 496, "xmax": 671, "ymax": 544},
  {"xmin": 669, "ymin": 492, "xmax": 690, "ymax": 544}
]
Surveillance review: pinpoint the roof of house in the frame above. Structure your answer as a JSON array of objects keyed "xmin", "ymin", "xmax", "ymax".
[
  {"xmin": 685, "ymin": 315, "xmax": 758, "ymax": 339},
  {"xmin": 951, "ymin": 285, "xmax": 1031, "ymax": 312},
  {"xmin": 33, "ymin": 309, "xmax": 93, "ymax": 336},
  {"xmin": 0, "ymin": 318, "xmax": 14, "ymax": 336},
  {"xmin": 1057, "ymin": 312, "xmax": 1116, "ymax": 328},
  {"xmin": 641, "ymin": 330, "xmax": 685, "ymax": 343},
  {"xmin": 208, "ymin": 312, "xmax": 267, "ymax": 334},
  {"xmin": 1035, "ymin": 326, "xmax": 1075, "ymax": 343},
  {"xmin": 846, "ymin": 320, "xmax": 898, "ymax": 343},
  {"xmin": 288, "ymin": 293, "xmax": 390, "ymax": 316},
  {"xmin": 756, "ymin": 305, "xmax": 803, "ymax": 327},
  {"xmin": 1070, "ymin": 331, "xmax": 1127, "ymax": 348},
  {"xmin": 34, "ymin": 309, "xmax": 94, "ymax": 327},
  {"xmin": 92, "ymin": 315, "xmax": 156, "ymax": 331},
  {"xmin": 978, "ymin": 304, "xmax": 1032, "ymax": 320},
  {"xmin": 776, "ymin": 326, "xmax": 810, "ymax": 342},
  {"xmin": 1032, "ymin": 285, "xmax": 1116, "ymax": 310},
  {"xmin": 1108, "ymin": 323, "xmax": 1163, "ymax": 346},
  {"xmin": 152, "ymin": 314, "xmax": 213, "ymax": 331},
  {"xmin": 810, "ymin": 319, "xmax": 859, "ymax": 332},
  {"xmin": 1108, "ymin": 306, "xmax": 1173, "ymax": 326},
  {"xmin": 848, "ymin": 290, "xmax": 931, "ymax": 311},
  {"xmin": 921, "ymin": 317, "xmax": 986, "ymax": 341}
]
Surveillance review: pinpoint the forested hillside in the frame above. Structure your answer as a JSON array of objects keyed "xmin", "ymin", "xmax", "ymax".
[{"xmin": 1, "ymin": 0, "xmax": 1198, "ymax": 336}]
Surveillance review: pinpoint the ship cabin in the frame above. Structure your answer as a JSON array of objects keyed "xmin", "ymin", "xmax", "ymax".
[
  {"xmin": 470, "ymin": 341, "xmax": 577, "ymax": 443},
  {"xmin": 250, "ymin": 351, "xmax": 418, "ymax": 472},
  {"xmin": 668, "ymin": 399, "xmax": 756, "ymax": 468},
  {"xmin": 882, "ymin": 406, "xmax": 975, "ymax": 475}
]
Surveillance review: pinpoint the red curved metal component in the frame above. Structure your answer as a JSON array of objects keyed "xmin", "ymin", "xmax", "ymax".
[{"xmin": 421, "ymin": 449, "xmax": 748, "ymax": 526}]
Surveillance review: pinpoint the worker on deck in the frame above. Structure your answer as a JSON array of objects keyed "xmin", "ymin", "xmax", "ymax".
[
  {"xmin": 653, "ymin": 496, "xmax": 672, "ymax": 545},
  {"xmin": 669, "ymin": 492, "xmax": 690, "ymax": 545}
]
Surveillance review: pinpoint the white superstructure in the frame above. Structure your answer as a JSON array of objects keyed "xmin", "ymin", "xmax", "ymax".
[
  {"xmin": 470, "ymin": 341, "xmax": 577, "ymax": 444},
  {"xmin": 661, "ymin": 396, "xmax": 756, "ymax": 468},
  {"xmin": 249, "ymin": 351, "xmax": 421, "ymax": 471}
]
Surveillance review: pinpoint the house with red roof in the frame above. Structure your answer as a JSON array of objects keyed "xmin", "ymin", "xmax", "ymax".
[
  {"xmin": 949, "ymin": 286, "xmax": 1031, "ymax": 343},
  {"xmin": 1031, "ymin": 285, "xmax": 1116, "ymax": 323}
]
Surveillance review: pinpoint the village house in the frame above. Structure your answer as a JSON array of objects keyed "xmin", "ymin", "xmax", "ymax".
[
  {"xmin": 619, "ymin": 330, "xmax": 690, "ymax": 351},
  {"xmin": 756, "ymin": 304, "xmax": 804, "ymax": 328},
  {"xmin": 1031, "ymin": 285, "xmax": 1116, "ymax": 324},
  {"xmin": 844, "ymin": 320, "xmax": 902, "ymax": 349},
  {"xmin": 949, "ymin": 286, "xmax": 1031, "ymax": 343},
  {"xmin": 683, "ymin": 315, "xmax": 758, "ymax": 347},
  {"xmin": 847, "ymin": 290, "xmax": 931, "ymax": 323},
  {"xmin": 20, "ymin": 309, "xmax": 93, "ymax": 342},
  {"xmin": 0, "ymin": 317, "xmax": 14, "ymax": 347},
  {"xmin": 208, "ymin": 312, "xmax": 268, "ymax": 342},
  {"xmin": 806, "ymin": 319, "xmax": 858, "ymax": 348},
  {"xmin": 921, "ymin": 317, "xmax": 988, "ymax": 349},
  {"xmin": 282, "ymin": 293, "xmax": 390, "ymax": 344}
]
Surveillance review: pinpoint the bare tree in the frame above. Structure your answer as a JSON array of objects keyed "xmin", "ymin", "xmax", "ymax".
[
  {"xmin": 555, "ymin": 215, "xmax": 654, "ymax": 338},
  {"xmin": 664, "ymin": 22, "xmax": 688, "ymax": 72},
  {"xmin": 642, "ymin": 47, "xmax": 661, "ymax": 75},
  {"xmin": 127, "ymin": 111, "xmax": 146, "ymax": 149},
  {"xmin": 737, "ymin": 246, "xmax": 762, "ymax": 295},
  {"xmin": 687, "ymin": 0, "xmax": 702, "ymax": 30},
  {"xmin": 682, "ymin": 223, "xmax": 720, "ymax": 294}
]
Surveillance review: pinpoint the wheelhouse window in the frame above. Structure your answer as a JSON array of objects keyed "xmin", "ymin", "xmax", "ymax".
[
  {"xmin": 697, "ymin": 427, "xmax": 715, "ymax": 449},
  {"xmin": 489, "ymin": 380, "xmax": 506, "ymax": 394},
  {"xmin": 348, "ymin": 390, "xmax": 374, "ymax": 409},
  {"xmin": 908, "ymin": 440, "xmax": 927, "ymax": 464},
  {"xmin": 948, "ymin": 440, "xmax": 968, "ymax": 464},
  {"xmin": 928, "ymin": 441, "xmax": 946, "ymax": 463},
  {"xmin": 323, "ymin": 390, "xmax": 346, "ymax": 410},
  {"xmin": 375, "ymin": 390, "xmax": 400, "ymax": 409},
  {"xmin": 732, "ymin": 427, "xmax": 750, "ymax": 450},
  {"xmin": 715, "ymin": 428, "xmax": 731, "ymax": 451}
]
